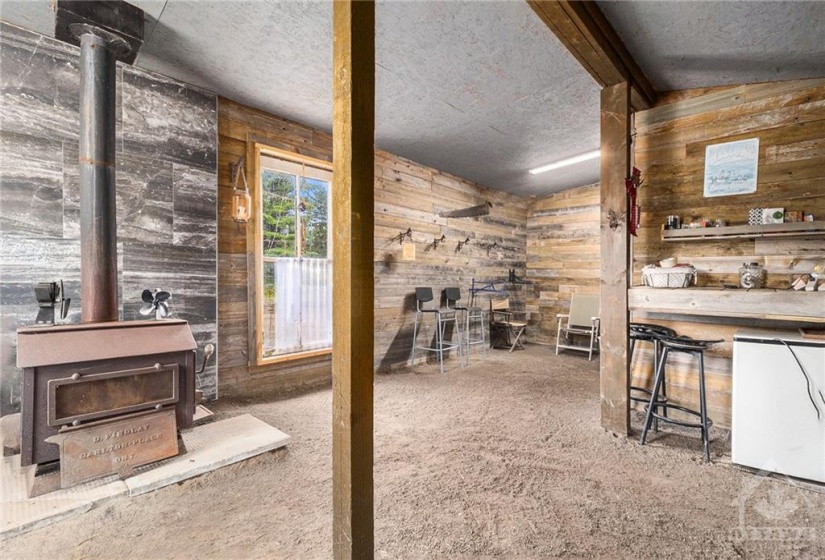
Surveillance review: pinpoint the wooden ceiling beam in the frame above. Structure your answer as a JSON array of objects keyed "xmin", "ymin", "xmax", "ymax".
[{"xmin": 528, "ymin": 0, "xmax": 657, "ymax": 110}]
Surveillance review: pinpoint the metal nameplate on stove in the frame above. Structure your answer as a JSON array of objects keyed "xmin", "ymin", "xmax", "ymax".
[{"xmin": 46, "ymin": 409, "xmax": 179, "ymax": 488}]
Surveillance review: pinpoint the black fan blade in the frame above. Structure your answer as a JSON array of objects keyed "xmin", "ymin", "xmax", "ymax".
[
  {"xmin": 155, "ymin": 291, "xmax": 171, "ymax": 303},
  {"xmin": 141, "ymin": 289, "xmax": 154, "ymax": 304}
]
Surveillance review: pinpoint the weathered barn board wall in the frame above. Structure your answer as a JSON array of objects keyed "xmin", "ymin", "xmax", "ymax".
[
  {"xmin": 218, "ymin": 98, "xmax": 528, "ymax": 397},
  {"xmin": 632, "ymin": 78, "xmax": 825, "ymax": 429},
  {"xmin": 217, "ymin": 98, "xmax": 334, "ymax": 398},
  {"xmin": 0, "ymin": 23, "xmax": 219, "ymax": 415},
  {"xmin": 525, "ymin": 183, "xmax": 600, "ymax": 345},
  {"xmin": 373, "ymin": 152, "xmax": 529, "ymax": 368}
]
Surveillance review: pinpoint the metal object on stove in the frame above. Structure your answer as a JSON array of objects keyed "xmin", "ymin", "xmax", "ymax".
[
  {"xmin": 33, "ymin": 280, "xmax": 71, "ymax": 325},
  {"xmin": 140, "ymin": 289, "xmax": 172, "ymax": 319}
]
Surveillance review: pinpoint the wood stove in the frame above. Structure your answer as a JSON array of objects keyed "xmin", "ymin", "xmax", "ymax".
[
  {"xmin": 17, "ymin": 320, "xmax": 197, "ymax": 467},
  {"xmin": 15, "ymin": 2, "xmax": 203, "ymax": 479}
]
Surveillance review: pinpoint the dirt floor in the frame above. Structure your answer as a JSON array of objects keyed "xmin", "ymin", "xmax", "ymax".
[{"xmin": 4, "ymin": 345, "xmax": 824, "ymax": 559}]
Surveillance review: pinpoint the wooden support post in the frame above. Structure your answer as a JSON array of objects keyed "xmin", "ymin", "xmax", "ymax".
[
  {"xmin": 599, "ymin": 82, "xmax": 631, "ymax": 435},
  {"xmin": 332, "ymin": 0, "xmax": 375, "ymax": 558}
]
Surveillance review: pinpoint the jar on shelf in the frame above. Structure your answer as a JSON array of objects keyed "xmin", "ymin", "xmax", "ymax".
[{"xmin": 739, "ymin": 262, "xmax": 766, "ymax": 289}]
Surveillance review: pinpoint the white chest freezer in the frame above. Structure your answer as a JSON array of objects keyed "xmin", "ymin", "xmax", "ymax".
[{"xmin": 732, "ymin": 329, "xmax": 825, "ymax": 484}]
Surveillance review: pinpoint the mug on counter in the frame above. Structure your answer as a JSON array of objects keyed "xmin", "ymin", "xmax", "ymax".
[{"xmin": 665, "ymin": 215, "xmax": 681, "ymax": 230}]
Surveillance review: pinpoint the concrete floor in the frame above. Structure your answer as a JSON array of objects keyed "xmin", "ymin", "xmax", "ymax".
[{"xmin": 3, "ymin": 345, "xmax": 824, "ymax": 558}]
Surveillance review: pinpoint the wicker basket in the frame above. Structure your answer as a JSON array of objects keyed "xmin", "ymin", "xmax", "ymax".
[{"xmin": 642, "ymin": 265, "xmax": 696, "ymax": 288}]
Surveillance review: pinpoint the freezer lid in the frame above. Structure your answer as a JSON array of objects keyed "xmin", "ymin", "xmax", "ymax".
[{"xmin": 734, "ymin": 328, "xmax": 825, "ymax": 347}]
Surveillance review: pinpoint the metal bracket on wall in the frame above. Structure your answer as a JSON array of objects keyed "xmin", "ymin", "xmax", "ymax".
[
  {"xmin": 393, "ymin": 228, "xmax": 412, "ymax": 245},
  {"xmin": 432, "ymin": 235, "xmax": 446, "ymax": 249},
  {"xmin": 456, "ymin": 237, "xmax": 471, "ymax": 252},
  {"xmin": 229, "ymin": 156, "xmax": 246, "ymax": 188}
]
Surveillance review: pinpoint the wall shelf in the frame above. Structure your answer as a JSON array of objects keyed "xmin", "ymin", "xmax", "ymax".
[{"xmin": 661, "ymin": 221, "xmax": 825, "ymax": 242}]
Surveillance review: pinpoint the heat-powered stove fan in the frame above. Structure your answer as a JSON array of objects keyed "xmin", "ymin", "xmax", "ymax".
[{"xmin": 140, "ymin": 289, "xmax": 172, "ymax": 320}]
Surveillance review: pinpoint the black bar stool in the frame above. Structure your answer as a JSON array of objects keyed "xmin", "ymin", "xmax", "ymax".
[
  {"xmin": 639, "ymin": 335, "xmax": 722, "ymax": 462},
  {"xmin": 630, "ymin": 323, "xmax": 676, "ymax": 431},
  {"xmin": 446, "ymin": 287, "xmax": 485, "ymax": 366},
  {"xmin": 410, "ymin": 287, "xmax": 462, "ymax": 374}
]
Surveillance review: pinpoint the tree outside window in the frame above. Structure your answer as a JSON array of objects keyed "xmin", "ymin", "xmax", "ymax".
[{"xmin": 259, "ymin": 154, "xmax": 332, "ymax": 359}]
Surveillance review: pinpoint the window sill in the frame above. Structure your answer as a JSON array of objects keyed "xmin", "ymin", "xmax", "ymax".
[{"xmin": 254, "ymin": 347, "xmax": 332, "ymax": 367}]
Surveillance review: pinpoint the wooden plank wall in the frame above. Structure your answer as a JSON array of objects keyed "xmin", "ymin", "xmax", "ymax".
[
  {"xmin": 632, "ymin": 78, "xmax": 825, "ymax": 428},
  {"xmin": 525, "ymin": 183, "xmax": 600, "ymax": 344},
  {"xmin": 218, "ymin": 97, "xmax": 528, "ymax": 398},
  {"xmin": 373, "ymin": 154, "xmax": 528, "ymax": 370},
  {"xmin": 218, "ymin": 98, "xmax": 334, "ymax": 398}
]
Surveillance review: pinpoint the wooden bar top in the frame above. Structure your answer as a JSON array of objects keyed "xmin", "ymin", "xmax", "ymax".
[{"xmin": 628, "ymin": 286, "xmax": 825, "ymax": 323}]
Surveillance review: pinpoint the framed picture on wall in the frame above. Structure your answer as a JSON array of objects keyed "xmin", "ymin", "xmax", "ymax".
[{"xmin": 703, "ymin": 138, "xmax": 759, "ymax": 197}]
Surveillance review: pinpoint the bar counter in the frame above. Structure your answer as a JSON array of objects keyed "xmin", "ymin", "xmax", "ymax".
[{"xmin": 628, "ymin": 286, "xmax": 825, "ymax": 324}]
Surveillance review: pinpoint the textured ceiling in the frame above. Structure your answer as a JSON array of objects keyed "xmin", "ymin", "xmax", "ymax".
[
  {"xmin": 597, "ymin": 0, "xmax": 825, "ymax": 91},
  {"xmin": 0, "ymin": 0, "xmax": 601, "ymax": 196},
  {"xmin": 4, "ymin": 1, "xmax": 824, "ymax": 196}
]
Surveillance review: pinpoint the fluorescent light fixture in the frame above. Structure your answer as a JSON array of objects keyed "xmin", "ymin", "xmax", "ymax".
[{"xmin": 529, "ymin": 150, "xmax": 601, "ymax": 175}]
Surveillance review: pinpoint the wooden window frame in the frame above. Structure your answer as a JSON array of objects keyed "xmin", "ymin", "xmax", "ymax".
[{"xmin": 247, "ymin": 140, "xmax": 334, "ymax": 367}]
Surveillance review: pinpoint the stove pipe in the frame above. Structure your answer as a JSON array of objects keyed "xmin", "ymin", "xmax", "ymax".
[{"xmin": 74, "ymin": 24, "xmax": 130, "ymax": 323}]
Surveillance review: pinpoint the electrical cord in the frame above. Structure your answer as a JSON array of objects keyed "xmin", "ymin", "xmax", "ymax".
[{"xmin": 774, "ymin": 338, "xmax": 822, "ymax": 421}]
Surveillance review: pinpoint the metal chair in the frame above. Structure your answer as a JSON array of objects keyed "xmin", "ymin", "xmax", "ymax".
[
  {"xmin": 410, "ymin": 287, "xmax": 462, "ymax": 374},
  {"xmin": 555, "ymin": 294, "xmax": 600, "ymax": 360},
  {"xmin": 640, "ymin": 335, "xmax": 722, "ymax": 462},
  {"xmin": 489, "ymin": 298, "xmax": 527, "ymax": 352},
  {"xmin": 446, "ymin": 287, "xmax": 485, "ymax": 366},
  {"xmin": 630, "ymin": 323, "xmax": 676, "ymax": 431}
]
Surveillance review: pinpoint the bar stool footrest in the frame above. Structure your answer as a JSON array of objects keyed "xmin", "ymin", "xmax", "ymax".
[
  {"xmin": 644, "ymin": 402, "xmax": 713, "ymax": 430},
  {"xmin": 630, "ymin": 386, "xmax": 668, "ymax": 404}
]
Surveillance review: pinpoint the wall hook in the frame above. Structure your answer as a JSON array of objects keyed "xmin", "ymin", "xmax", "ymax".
[
  {"xmin": 486, "ymin": 241, "xmax": 499, "ymax": 256},
  {"xmin": 607, "ymin": 209, "xmax": 626, "ymax": 231},
  {"xmin": 432, "ymin": 234, "xmax": 446, "ymax": 249},
  {"xmin": 456, "ymin": 237, "xmax": 471, "ymax": 252},
  {"xmin": 394, "ymin": 228, "xmax": 412, "ymax": 245}
]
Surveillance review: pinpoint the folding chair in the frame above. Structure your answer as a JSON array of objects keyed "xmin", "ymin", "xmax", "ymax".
[
  {"xmin": 489, "ymin": 298, "xmax": 527, "ymax": 352},
  {"xmin": 555, "ymin": 293, "xmax": 600, "ymax": 360}
]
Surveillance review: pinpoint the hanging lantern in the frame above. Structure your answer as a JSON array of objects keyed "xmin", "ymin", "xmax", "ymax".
[{"xmin": 230, "ymin": 156, "xmax": 250, "ymax": 223}]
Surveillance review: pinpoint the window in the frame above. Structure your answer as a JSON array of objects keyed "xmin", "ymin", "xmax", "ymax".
[{"xmin": 256, "ymin": 150, "xmax": 333, "ymax": 361}]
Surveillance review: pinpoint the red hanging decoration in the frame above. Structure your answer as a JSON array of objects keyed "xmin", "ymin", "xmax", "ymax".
[{"xmin": 625, "ymin": 167, "xmax": 643, "ymax": 236}]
